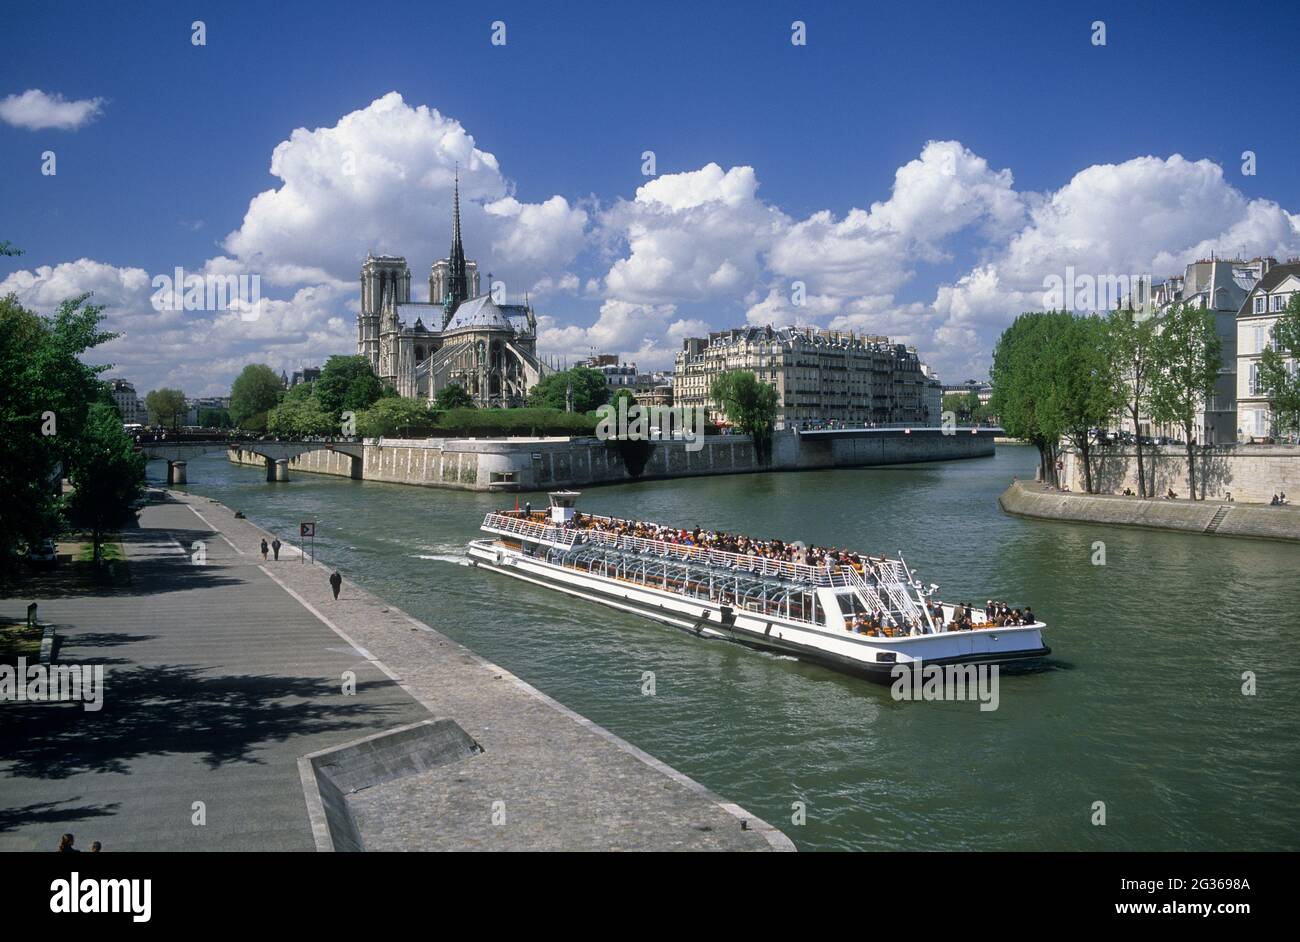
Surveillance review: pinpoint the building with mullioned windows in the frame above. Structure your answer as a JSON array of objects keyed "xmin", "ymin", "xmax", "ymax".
[{"xmin": 672, "ymin": 326, "xmax": 940, "ymax": 428}]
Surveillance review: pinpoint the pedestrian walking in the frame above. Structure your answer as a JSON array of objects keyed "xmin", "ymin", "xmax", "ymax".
[
  {"xmin": 57, "ymin": 833, "xmax": 79, "ymax": 853},
  {"xmin": 271, "ymin": 538, "xmax": 281, "ymax": 560},
  {"xmin": 260, "ymin": 539, "xmax": 268, "ymax": 560},
  {"xmin": 329, "ymin": 570, "xmax": 342, "ymax": 601}
]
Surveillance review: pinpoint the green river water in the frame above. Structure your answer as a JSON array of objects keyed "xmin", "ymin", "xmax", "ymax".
[{"xmin": 159, "ymin": 445, "xmax": 1300, "ymax": 851}]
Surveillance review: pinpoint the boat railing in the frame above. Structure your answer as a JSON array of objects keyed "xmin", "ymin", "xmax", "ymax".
[
  {"xmin": 482, "ymin": 512, "xmax": 580, "ymax": 547},
  {"xmin": 578, "ymin": 528, "xmax": 856, "ymax": 586},
  {"xmin": 482, "ymin": 511, "xmax": 861, "ymax": 586}
]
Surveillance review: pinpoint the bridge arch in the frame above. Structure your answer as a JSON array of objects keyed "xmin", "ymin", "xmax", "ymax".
[{"xmin": 136, "ymin": 439, "xmax": 364, "ymax": 484}]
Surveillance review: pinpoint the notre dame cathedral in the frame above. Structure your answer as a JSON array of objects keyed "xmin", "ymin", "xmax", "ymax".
[{"xmin": 357, "ymin": 176, "xmax": 550, "ymax": 406}]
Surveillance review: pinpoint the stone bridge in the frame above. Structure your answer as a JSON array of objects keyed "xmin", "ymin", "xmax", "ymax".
[{"xmin": 135, "ymin": 439, "xmax": 364, "ymax": 483}]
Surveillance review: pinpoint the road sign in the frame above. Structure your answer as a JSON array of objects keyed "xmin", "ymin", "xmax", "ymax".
[{"xmin": 300, "ymin": 522, "xmax": 315, "ymax": 538}]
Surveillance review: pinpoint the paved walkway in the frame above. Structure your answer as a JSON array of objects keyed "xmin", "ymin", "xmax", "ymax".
[{"xmin": 0, "ymin": 490, "xmax": 790, "ymax": 851}]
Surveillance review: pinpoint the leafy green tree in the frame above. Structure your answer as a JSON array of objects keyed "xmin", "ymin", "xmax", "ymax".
[
  {"xmin": 1, "ymin": 295, "xmax": 64, "ymax": 565},
  {"xmin": 144, "ymin": 387, "xmax": 187, "ymax": 428},
  {"xmin": 66, "ymin": 402, "xmax": 146, "ymax": 565},
  {"xmin": 282, "ymin": 381, "xmax": 314, "ymax": 403},
  {"xmin": 527, "ymin": 367, "xmax": 610, "ymax": 413},
  {"xmin": 1108, "ymin": 307, "xmax": 1158, "ymax": 496},
  {"xmin": 230, "ymin": 364, "xmax": 283, "ymax": 431},
  {"xmin": 990, "ymin": 311, "xmax": 1071, "ymax": 485},
  {"xmin": 1150, "ymin": 302, "xmax": 1223, "ymax": 499},
  {"xmin": 435, "ymin": 382, "xmax": 474, "ymax": 410},
  {"xmin": 355, "ymin": 397, "xmax": 436, "ymax": 437},
  {"xmin": 267, "ymin": 396, "xmax": 336, "ymax": 437},
  {"xmin": 0, "ymin": 293, "xmax": 118, "ymax": 569},
  {"xmin": 609, "ymin": 387, "xmax": 638, "ymax": 416},
  {"xmin": 709, "ymin": 369, "xmax": 779, "ymax": 461},
  {"xmin": 197, "ymin": 407, "xmax": 232, "ymax": 428},
  {"xmin": 0, "ymin": 240, "xmax": 22, "ymax": 257},
  {"xmin": 942, "ymin": 391, "xmax": 982, "ymax": 423},
  {"xmin": 1258, "ymin": 293, "xmax": 1300, "ymax": 438},
  {"xmin": 315, "ymin": 355, "xmax": 383, "ymax": 418},
  {"xmin": 1043, "ymin": 314, "xmax": 1120, "ymax": 494}
]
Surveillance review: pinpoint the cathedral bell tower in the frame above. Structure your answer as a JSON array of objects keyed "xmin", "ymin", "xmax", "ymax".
[{"xmin": 358, "ymin": 254, "xmax": 410, "ymax": 375}]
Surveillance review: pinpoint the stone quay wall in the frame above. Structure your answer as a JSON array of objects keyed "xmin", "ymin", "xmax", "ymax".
[
  {"xmin": 230, "ymin": 428, "xmax": 995, "ymax": 492},
  {"xmin": 999, "ymin": 480, "xmax": 1300, "ymax": 543},
  {"xmin": 1063, "ymin": 444, "xmax": 1300, "ymax": 504}
]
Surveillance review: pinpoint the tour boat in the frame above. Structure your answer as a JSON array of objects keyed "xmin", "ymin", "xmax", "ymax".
[{"xmin": 467, "ymin": 492, "xmax": 1051, "ymax": 682}]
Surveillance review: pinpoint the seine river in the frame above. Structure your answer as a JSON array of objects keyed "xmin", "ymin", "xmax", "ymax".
[{"xmin": 157, "ymin": 445, "xmax": 1300, "ymax": 851}]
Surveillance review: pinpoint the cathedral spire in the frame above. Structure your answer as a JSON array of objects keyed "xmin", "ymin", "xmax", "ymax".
[{"xmin": 446, "ymin": 164, "xmax": 469, "ymax": 312}]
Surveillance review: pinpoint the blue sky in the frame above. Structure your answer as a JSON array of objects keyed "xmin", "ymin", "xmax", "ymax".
[{"xmin": 3, "ymin": 0, "xmax": 1299, "ymax": 394}]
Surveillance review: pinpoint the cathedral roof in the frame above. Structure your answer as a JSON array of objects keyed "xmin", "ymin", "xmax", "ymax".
[{"xmin": 443, "ymin": 295, "xmax": 515, "ymax": 332}]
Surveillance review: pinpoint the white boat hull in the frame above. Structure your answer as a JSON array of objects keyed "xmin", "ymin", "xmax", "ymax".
[{"xmin": 467, "ymin": 539, "xmax": 1050, "ymax": 682}]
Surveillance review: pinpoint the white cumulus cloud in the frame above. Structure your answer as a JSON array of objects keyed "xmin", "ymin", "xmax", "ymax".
[{"xmin": 0, "ymin": 89, "xmax": 104, "ymax": 130}]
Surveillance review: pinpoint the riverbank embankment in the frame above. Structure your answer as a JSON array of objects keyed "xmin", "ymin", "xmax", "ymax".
[
  {"xmin": 229, "ymin": 426, "xmax": 999, "ymax": 491},
  {"xmin": 999, "ymin": 479, "xmax": 1300, "ymax": 543},
  {"xmin": 0, "ymin": 488, "xmax": 792, "ymax": 851}
]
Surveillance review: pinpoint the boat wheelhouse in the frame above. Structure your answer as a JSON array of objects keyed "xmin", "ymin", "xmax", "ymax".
[{"xmin": 467, "ymin": 492, "xmax": 1050, "ymax": 681}]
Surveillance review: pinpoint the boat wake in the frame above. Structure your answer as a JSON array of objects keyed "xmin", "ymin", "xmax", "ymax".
[{"xmin": 415, "ymin": 552, "xmax": 471, "ymax": 566}]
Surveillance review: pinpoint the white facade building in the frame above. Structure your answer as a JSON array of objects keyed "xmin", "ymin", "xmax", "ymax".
[{"xmin": 1236, "ymin": 261, "xmax": 1300, "ymax": 440}]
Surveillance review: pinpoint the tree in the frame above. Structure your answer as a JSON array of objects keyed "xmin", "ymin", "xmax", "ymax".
[
  {"xmin": 0, "ymin": 240, "xmax": 22, "ymax": 257},
  {"xmin": 942, "ymin": 390, "xmax": 982, "ymax": 423},
  {"xmin": 527, "ymin": 366, "xmax": 610, "ymax": 413},
  {"xmin": 66, "ymin": 403, "xmax": 146, "ymax": 566},
  {"xmin": 435, "ymin": 383, "xmax": 474, "ymax": 410},
  {"xmin": 1108, "ymin": 307, "xmax": 1158, "ymax": 496},
  {"xmin": 315, "ymin": 355, "xmax": 383, "ymax": 418},
  {"xmin": 709, "ymin": 369, "xmax": 779, "ymax": 461},
  {"xmin": 1043, "ymin": 314, "xmax": 1120, "ymax": 494},
  {"xmin": 267, "ymin": 396, "xmax": 336, "ymax": 438},
  {"xmin": 144, "ymin": 387, "xmax": 187, "ymax": 428},
  {"xmin": 197, "ymin": 407, "xmax": 232, "ymax": 428},
  {"xmin": 1, "ymin": 293, "xmax": 118, "ymax": 570},
  {"xmin": 1150, "ymin": 302, "xmax": 1222, "ymax": 499},
  {"xmin": 1258, "ymin": 293, "xmax": 1300, "ymax": 438},
  {"xmin": 355, "ymin": 397, "xmax": 437, "ymax": 437},
  {"xmin": 990, "ymin": 311, "xmax": 1070, "ymax": 485},
  {"xmin": 230, "ymin": 364, "xmax": 284, "ymax": 431}
]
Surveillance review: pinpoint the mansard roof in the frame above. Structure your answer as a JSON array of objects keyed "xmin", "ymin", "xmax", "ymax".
[{"xmin": 1237, "ymin": 262, "xmax": 1300, "ymax": 319}]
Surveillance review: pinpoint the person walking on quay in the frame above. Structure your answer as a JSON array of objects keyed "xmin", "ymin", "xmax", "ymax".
[
  {"xmin": 260, "ymin": 539, "xmax": 269, "ymax": 560},
  {"xmin": 271, "ymin": 538, "xmax": 282, "ymax": 560},
  {"xmin": 329, "ymin": 570, "xmax": 342, "ymax": 601},
  {"xmin": 57, "ymin": 833, "xmax": 79, "ymax": 853}
]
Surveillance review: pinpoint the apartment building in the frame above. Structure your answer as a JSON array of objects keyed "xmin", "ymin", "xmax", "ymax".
[
  {"xmin": 1236, "ymin": 260, "xmax": 1300, "ymax": 440},
  {"xmin": 673, "ymin": 325, "xmax": 936, "ymax": 427}
]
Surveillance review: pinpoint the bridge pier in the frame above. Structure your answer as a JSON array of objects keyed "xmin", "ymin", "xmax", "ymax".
[
  {"xmin": 266, "ymin": 457, "xmax": 290, "ymax": 483},
  {"xmin": 167, "ymin": 460, "xmax": 188, "ymax": 485}
]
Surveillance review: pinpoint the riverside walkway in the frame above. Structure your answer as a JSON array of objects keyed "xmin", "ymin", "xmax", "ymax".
[{"xmin": 0, "ymin": 490, "xmax": 791, "ymax": 851}]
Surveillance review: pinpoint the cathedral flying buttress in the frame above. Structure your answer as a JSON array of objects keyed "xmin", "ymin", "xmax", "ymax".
[{"xmin": 356, "ymin": 174, "xmax": 550, "ymax": 407}]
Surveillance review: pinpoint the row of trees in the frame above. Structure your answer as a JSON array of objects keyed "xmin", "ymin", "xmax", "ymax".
[
  {"xmin": 992, "ymin": 303, "xmax": 1225, "ymax": 498},
  {"xmin": 1, "ymin": 291, "xmax": 145, "ymax": 570}
]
